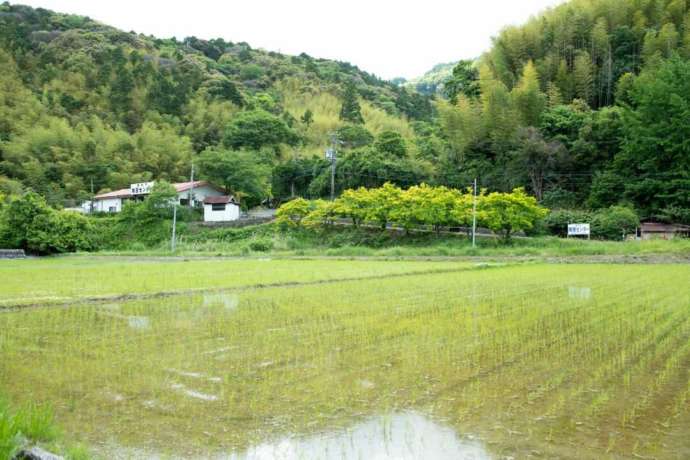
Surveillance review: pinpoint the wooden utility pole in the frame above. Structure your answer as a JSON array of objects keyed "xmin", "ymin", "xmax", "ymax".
[
  {"xmin": 171, "ymin": 204, "xmax": 177, "ymax": 252},
  {"xmin": 188, "ymin": 163, "xmax": 195, "ymax": 208}
]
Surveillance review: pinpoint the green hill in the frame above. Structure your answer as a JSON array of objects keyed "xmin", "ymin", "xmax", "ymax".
[
  {"xmin": 0, "ymin": 0, "xmax": 688, "ymax": 224},
  {"xmin": 403, "ymin": 61, "xmax": 457, "ymax": 96},
  {"xmin": 0, "ymin": 2, "xmax": 432, "ymax": 205}
]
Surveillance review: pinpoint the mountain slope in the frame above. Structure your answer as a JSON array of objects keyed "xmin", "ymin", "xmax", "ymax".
[{"xmin": 0, "ymin": 2, "xmax": 432, "ymax": 204}]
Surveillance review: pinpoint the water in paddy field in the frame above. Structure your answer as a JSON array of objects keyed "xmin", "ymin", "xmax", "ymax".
[
  {"xmin": 112, "ymin": 412, "xmax": 490, "ymax": 460},
  {"xmin": 2, "ymin": 264, "xmax": 690, "ymax": 459},
  {"xmin": 227, "ymin": 412, "xmax": 490, "ymax": 460}
]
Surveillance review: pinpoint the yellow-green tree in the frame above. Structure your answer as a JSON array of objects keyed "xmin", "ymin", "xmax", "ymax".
[
  {"xmin": 365, "ymin": 183, "xmax": 403, "ymax": 229},
  {"xmin": 333, "ymin": 188, "xmax": 372, "ymax": 227},
  {"xmin": 276, "ymin": 198, "xmax": 311, "ymax": 227},
  {"xmin": 511, "ymin": 61, "xmax": 546, "ymax": 126},
  {"xmin": 481, "ymin": 188, "xmax": 547, "ymax": 240}
]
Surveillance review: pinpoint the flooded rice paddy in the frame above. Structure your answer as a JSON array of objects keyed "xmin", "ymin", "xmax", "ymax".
[{"xmin": 1, "ymin": 261, "xmax": 689, "ymax": 459}]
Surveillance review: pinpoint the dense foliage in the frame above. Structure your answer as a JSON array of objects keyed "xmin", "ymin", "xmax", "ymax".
[
  {"xmin": 0, "ymin": 0, "xmax": 688, "ymax": 239},
  {"xmin": 0, "ymin": 2, "xmax": 431, "ymax": 208},
  {"xmin": 277, "ymin": 184, "xmax": 547, "ymax": 240},
  {"xmin": 430, "ymin": 0, "xmax": 690, "ymax": 223}
]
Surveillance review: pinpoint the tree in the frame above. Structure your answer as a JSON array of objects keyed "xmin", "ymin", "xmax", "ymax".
[
  {"xmin": 206, "ymin": 78, "xmax": 244, "ymax": 106},
  {"xmin": 481, "ymin": 188, "xmax": 548, "ymax": 240},
  {"xmin": 300, "ymin": 109, "xmax": 314, "ymax": 128},
  {"xmin": 0, "ymin": 191, "xmax": 98, "ymax": 254},
  {"xmin": 336, "ymin": 125, "xmax": 374, "ymax": 149},
  {"xmin": 573, "ymin": 52, "xmax": 594, "ymax": 105},
  {"xmin": 511, "ymin": 61, "xmax": 546, "ymax": 126},
  {"xmin": 511, "ymin": 127, "xmax": 566, "ymax": 201},
  {"xmin": 374, "ymin": 131, "xmax": 407, "ymax": 158},
  {"xmin": 276, "ymin": 198, "xmax": 311, "ymax": 227},
  {"xmin": 339, "ymin": 81, "xmax": 364, "ymax": 124},
  {"xmin": 224, "ymin": 110, "xmax": 299, "ymax": 151},
  {"xmin": 333, "ymin": 187, "xmax": 371, "ymax": 227},
  {"xmin": 198, "ymin": 147, "xmax": 270, "ymax": 208},
  {"xmin": 444, "ymin": 60, "xmax": 480, "ymax": 102},
  {"xmin": 366, "ymin": 182, "xmax": 403, "ymax": 229},
  {"xmin": 618, "ymin": 56, "xmax": 690, "ymax": 222},
  {"xmin": 271, "ymin": 157, "xmax": 328, "ymax": 201},
  {"xmin": 0, "ymin": 191, "xmax": 52, "ymax": 250}
]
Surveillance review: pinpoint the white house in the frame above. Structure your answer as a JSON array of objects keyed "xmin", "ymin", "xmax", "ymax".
[
  {"xmin": 89, "ymin": 181, "xmax": 226, "ymax": 213},
  {"xmin": 203, "ymin": 195, "xmax": 240, "ymax": 222}
]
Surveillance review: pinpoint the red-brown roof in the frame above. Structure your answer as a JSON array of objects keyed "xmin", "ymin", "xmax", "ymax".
[
  {"xmin": 174, "ymin": 181, "xmax": 224, "ymax": 193},
  {"xmin": 203, "ymin": 195, "xmax": 238, "ymax": 205},
  {"xmin": 641, "ymin": 222, "xmax": 690, "ymax": 232},
  {"xmin": 93, "ymin": 188, "xmax": 132, "ymax": 199}
]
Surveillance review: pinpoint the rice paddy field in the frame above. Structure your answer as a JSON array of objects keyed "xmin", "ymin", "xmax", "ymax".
[{"xmin": 1, "ymin": 257, "xmax": 689, "ymax": 459}]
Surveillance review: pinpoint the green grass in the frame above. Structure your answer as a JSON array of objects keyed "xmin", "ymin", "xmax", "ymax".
[
  {"xmin": 166, "ymin": 224, "xmax": 690, "ymax": 258},
  {"xmin": 1, "ymin": 259, "xmax": 689, "ymax": 458},
  {"xmin": 0, "ymin": 257, "xmax": 472, "ymax": 307},
  {"xmin": 0, "ymin": 398, "xmax": 74, "ymax": 459}
]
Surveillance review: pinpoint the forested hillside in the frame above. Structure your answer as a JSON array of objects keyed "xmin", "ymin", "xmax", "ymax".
[
  {"xmin": 440, "ymin": 0, "xmax": 690, "ymax": 223},
  {"xmin": 0, "ymin": 2, "xmax": 432, "ymax": 206},
  {"xmin": 401, "ymin": 62, "xmax": 457, "ymax": 96},
  {"xmin": 0, "ymin": 0, "xmax": 688, "ymax": 224}
]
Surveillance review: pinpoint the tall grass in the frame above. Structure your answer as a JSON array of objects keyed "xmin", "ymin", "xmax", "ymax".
[{"xmin": 0, "ymin": 399, "xmax": 57, "ymax": 459}]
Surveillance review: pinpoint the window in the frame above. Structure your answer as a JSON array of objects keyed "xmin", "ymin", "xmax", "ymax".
[
  {"xmin": 108, "ymin": 206, "xmax": 117, "ymax": 213},
  {"xmin": 179, "ymin": 198, "xmax": 189, "ymax": 206},
  {"xmin": 211, "ymin": 203, "xmax": 226, "ymax": 211}
]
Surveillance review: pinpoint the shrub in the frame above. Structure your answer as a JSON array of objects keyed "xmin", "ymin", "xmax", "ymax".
[
  {"xmin": 248, "ymin": 238, "xmax": 274, "ymax": 252},
  {"xmin": 26, "ymin": 210, "xmax": 99, "ymax": 254},
  {"xmin": 0, "ymin": 192, "xmax": 100, "ymax": 254},
  {"xmin": 591, "ymin": 206, "xmax": 639, "ymax": 240}
]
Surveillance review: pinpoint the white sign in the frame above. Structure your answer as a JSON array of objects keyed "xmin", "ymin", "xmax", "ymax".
[
  {"xmin": 130, "ymin": 181, "xmax": 154, "ymax": 195},
  {"xmin": 325, "ymin": 148, "xmax": 336, "ymax": 160},
  {"xmin": 568, "ymin": 223, "xmax": 590, "ymax": 236}
]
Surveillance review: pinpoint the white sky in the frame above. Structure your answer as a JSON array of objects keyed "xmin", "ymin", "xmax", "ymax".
[{"xmin": 17, "ymin": 0, "xmax": 565, "ymax": 79}]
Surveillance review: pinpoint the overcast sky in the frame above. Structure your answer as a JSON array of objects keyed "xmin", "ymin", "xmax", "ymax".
[{"xmin": 17, "ymin": 0, "xmax": 565, "ymax": 79}]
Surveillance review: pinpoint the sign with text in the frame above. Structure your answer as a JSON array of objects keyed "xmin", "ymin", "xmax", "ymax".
[
  {"xmin": 568, "ymin": 223, "xmax": 590, "ymax": 236},
  {"xmin": 130, "ymin": 181, "xmax": 154, "ymax": 195}
]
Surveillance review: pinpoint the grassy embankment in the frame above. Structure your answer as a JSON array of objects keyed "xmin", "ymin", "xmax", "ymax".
[{"xmin": 102, "ymin": 223, "xmax": 690, "ymax": 258}]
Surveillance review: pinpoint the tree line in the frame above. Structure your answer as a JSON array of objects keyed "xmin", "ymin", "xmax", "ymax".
[{"xmin": 277, "ymin": 184, "xmax": 548, "ymax": 240}]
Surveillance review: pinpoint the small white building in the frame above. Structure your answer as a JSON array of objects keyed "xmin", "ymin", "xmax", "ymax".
[
  {"xmin": 89, "ymin": 181, "xmax": 226, "ymax": 213},
  {"xmin": 203, "ymin": 196, "xmax": 240, "ymax": 222}
]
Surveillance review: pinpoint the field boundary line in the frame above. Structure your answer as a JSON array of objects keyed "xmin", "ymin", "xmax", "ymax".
[{"xmin": 0, "ymin": 263, "xmax": 511, "ymax": 311}]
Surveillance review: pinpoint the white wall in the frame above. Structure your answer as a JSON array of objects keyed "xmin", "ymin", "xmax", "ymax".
[
  {"xmin": 180, "ymin": 185, "xmax": 225, "ymax": 207},
  {"xmin": 204, "ymin": 203, "xmax": 240, "ymax": 222},
  {"xmin": 93, "ymin": 198, "xmax": 122, "ymax": 213}
]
